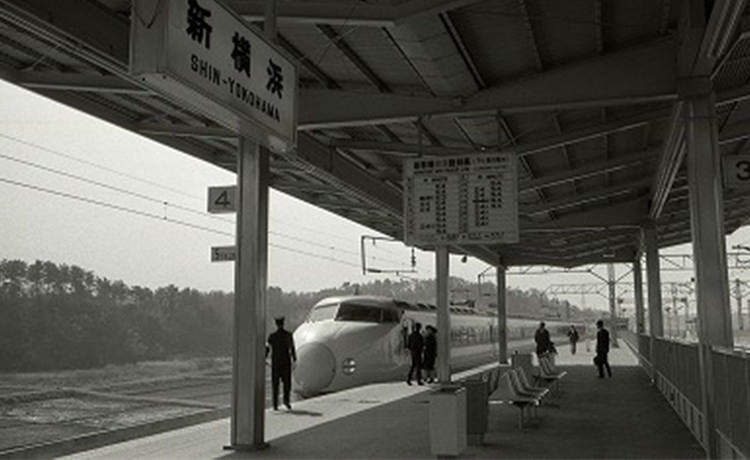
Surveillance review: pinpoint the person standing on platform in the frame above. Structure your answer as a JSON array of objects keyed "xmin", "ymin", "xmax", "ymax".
[
  {"xmin": 266, "ymin": 316, "xmax": 297, "ymax": 410},
  {"xmin": 567, "ymin": 325, "xmax": 580, "ymax": 354},
  {"xmin": 534, "ymin": 322, "xmax": 551, "ymax": 357},
  {"xmin": 406, "ymin": 322, "xmax": 424, "ymax": 385},
  {"xmin": 595, "ymin": 319, "xmax": 612, "ymax": 378},
  {"xmin": 422, "ymin": 325, "xmax": 437, "ymax": 383}
]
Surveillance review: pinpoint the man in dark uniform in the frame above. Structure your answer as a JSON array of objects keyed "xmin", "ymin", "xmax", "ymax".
[
  {"xmin": 595, "ymin": 319, "xmax": 612, "ymax": 378},
  {"xmin": 534, "ymin": 321, "xmax": 551, "ymax": 357},
  {"xmin": 266, "ymin": 316, "xmax": 296, "ymax": 410},
  {"xmin": 406, "ymin": 322, "xmax": 424, "ymax": 385}
]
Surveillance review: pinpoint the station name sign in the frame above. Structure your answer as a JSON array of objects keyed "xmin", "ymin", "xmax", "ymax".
[
  {"xmin": 130, "ymin": 0, "xmax": 297, "ymax": 154},
  {"xmin": 404, "ymin": 153, "xmax": 519, "ymax": 246}
]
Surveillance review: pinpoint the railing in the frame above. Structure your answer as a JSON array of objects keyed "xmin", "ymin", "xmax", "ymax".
[
  {"xmin": 634, "ymin": 334, "xmax": 750, "ymax": 458},
  {"xmin": 711, "ymin": 347, "xmax": 750, "ymax": 458}
]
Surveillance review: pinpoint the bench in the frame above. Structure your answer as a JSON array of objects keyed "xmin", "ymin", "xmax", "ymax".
[
  {"xmin": 534, "ymin": 355, "xmax": 567, "ymax": 393},
  {"xmin": 512, "ymin": 367, "xmax": 549, "ymax": 402},
  {"xmin": 488, "ymin": 372, "xmax": 541, "ymax": 428}
]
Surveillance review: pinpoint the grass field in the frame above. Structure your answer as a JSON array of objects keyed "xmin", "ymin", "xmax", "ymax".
[{"xmin": 0, "ymin": 357, "xmax": 232, "ymax": 391}]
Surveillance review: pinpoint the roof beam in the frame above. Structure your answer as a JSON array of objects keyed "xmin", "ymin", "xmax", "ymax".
[
  {"xmin": 649, "ymin": 102, "xmax": 685, "ymax": 218},
  {"xmin": 1, "ymin": 69, "xmax": 151, "ymax": 95},
  {"xmin": 522, "ymin": 198, "xmax": 647, "ymax": 230},
  {"xmin": 524, "ymin": 178, "xmax": 652, "ymax": 215},
  {"xmin": 0, "ymin": 0, "xmax": 403, "ymax": 222},
  {"xmin": 298, "ymin": 39, "xmax": 677, "ymax": 129},
  {"xmin": 136, "ymin": 123, "xmax": 238, "ymax": 141},
  {"xmin": 231, "ymin": 0, "xmax": 486, "ymax": 27},
  {"xmin": 649, "ymin": 0, "xmax": 747, "ymax": 219},
  {"xmin": 520, "ymin": 147, "xmax": 659, "ymax": 193},
  {"xmin": 594, "ymin": 0, "xmax": 605, "ymax": 54}
]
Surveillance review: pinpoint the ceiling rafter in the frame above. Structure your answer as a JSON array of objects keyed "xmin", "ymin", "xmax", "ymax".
[
  {"xmin": 232, "ymin": 0, "xmax": 487, "ymax": 27},
  {"xmin": 594, "ymin": 0, "xmax": 605, "ymax": 54},
  {"xmin": 524, "ymin": 178, "xmax": 652, "ymax": 215},
  {"xmin": 518, "ymin": 0, "xmax": 544, "ymax": 70},
  {"xmin": 520, "ymin": 147, "xmax": 658, "ymax": 193}
]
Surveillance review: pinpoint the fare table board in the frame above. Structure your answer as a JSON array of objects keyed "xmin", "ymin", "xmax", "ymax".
[{"xmin": 404, "ymin": 154, "xmax": 519, "ymax": 246}]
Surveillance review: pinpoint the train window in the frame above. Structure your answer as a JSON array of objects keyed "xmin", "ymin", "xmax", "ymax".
[
  {"xmin": 336, "ymin": 303, "xmax": 384, "ymax": 323},
  {"xmin": 308, "ymin": 303, "xmax": 338, "ymax": 322},
  {"xmin": 382, "ymin": 309, "xmax": 401, "ymax": 323}
]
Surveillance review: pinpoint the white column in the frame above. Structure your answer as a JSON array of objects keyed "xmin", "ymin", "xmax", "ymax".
[
  {"xmin": 230, "ymin": 139, "xmax": 269, "ymax": 449},
  {"xmin": 685, "ymin": 89, "xmax": 733, "ymax": 459},
  {"xmin": 633, "ymin": 257, "xmax": 646, "ymax": 334},
  {"xmin": 496, "ymin": 261, "xmax": 507, "ymax": 364},
  {"xmin": 436, "ymin": 246, "xmax": 451, "ymax": 383}
]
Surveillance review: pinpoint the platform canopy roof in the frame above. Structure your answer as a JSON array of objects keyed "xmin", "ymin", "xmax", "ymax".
[{"xmin": 2, "ymin": 0, "xmax": 750, "ymax": 267}]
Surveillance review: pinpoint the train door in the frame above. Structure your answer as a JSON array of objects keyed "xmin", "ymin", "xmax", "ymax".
[{"xmin": 396, "ymin": 316, "xmax": 413, "ymax": 364}]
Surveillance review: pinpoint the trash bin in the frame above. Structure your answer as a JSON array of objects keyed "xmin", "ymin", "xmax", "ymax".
[
  {"xmin": 511, "ymin": 351, "xmax": 533, "ymax": 381},
  {"xmin": 429, "ymin": 385, "xmax": 467, "ymax": 457},
  {"xmin": 462, "ymin": 379, "xmax": 489, "ymax": 445}
]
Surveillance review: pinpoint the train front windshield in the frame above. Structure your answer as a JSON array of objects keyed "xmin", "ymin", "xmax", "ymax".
[
  {"xmin": 335, "ymin": 302, "xmax": 400, "ymax": 323},
  {"xmin": 308, "ymin": 302, "xmax": 338, "ymax": 322}
]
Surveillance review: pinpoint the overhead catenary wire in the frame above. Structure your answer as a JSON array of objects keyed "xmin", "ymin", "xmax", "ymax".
[
  {"xmin": 0, "ymin": 151, "xmax": 418, "ymax": 267},
  {"xmin": 0, "ymin": 132, "xmax": 403, "ymax": 255},
  {"xmin": 0, "ymin": 177, "xmax": 364, "ymax": 269}
]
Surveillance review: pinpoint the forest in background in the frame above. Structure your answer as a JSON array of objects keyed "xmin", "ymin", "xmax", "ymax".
[{"xmin": 0, "ymin": 259, "xmax": 598, "ymax": 372}]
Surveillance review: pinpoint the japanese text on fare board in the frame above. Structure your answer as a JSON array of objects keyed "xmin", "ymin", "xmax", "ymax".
[{"xmin": 405, "ymin": 155, "xmax": 518, "ymax": 245}]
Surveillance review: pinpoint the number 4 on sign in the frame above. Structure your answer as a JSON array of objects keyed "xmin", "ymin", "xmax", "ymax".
[{"xmin": 207, "ymin": 186, "xmax": 237, "ymax": 213}]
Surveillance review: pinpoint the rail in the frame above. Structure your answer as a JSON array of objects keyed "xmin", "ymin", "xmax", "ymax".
[{"xmin": 628, "ymin": 332, "xmax": 750, "ymax": 458}]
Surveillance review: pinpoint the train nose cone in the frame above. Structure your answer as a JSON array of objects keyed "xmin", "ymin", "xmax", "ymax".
[{"xmin": 293, "ymin": 342, "xmax": 336, "ymax": 396}]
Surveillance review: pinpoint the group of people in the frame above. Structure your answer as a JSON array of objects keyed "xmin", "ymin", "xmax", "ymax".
[
  {"xmin": 406, "ymin": 322, "xmax": 438, "ymax": 385},
  {"xmin": 534, "ymin": 320, "xmax": 612, "ymax": 379}
]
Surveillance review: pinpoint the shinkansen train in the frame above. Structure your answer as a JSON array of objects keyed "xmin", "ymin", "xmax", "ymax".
[{"xmin": 292, "ymin": 295, "xmax": 585, "ymax": 397}]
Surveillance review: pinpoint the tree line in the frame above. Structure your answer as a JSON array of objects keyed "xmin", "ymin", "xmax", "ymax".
[{"xmin": 0, "ymin": 259, "xmax": 589, "ymax": 372}]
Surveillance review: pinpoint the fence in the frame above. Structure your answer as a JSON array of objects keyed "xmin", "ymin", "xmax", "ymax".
[{"xmin": 630, "ymin": 333, "xmax": 750, "ymax": 458}]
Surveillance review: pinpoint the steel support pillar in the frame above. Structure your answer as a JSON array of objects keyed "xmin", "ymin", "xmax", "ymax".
[
  {"xmin": 496, "ymin": 260, "xmax": 508, "ymax": 364},
  {"xmin": 685, "ymin": 90, "xmax": 733, "ymax": 459},
  {"xmin": 644, "ymin": 221, "xmax": 662, "ymax": 380},
  {"xmin": 607, "ymin": 263, "xmax": 619, "ymax": 347},
  {"xmin": 633, "ymin": 257, "xmax": 646, "ymax": 335},
  {"xmin": 230, "ymin": 139, "xmax": 269, "ymax": 450},
  {"xmin": 436, "ymin": 246, "xmax": 451, "ymax": 383}
]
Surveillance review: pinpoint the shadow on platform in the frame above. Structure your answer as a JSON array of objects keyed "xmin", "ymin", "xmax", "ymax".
[{"xmin": 218, "ymin": 365, "xmax": 704, "ymax": 459}]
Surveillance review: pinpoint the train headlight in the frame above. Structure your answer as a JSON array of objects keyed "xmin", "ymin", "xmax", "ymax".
[{"xmin": 342, "ymin": 358, "xmax": 356, "ymax": 375}]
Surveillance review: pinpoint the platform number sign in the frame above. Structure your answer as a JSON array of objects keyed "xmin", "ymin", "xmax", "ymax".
[
  {"xmin": 207, "ymin": 186, "xmax": 236, "ymax": 213},
  {"xmin": 723, "ymin": 156, "xmax": 750, "ymax": 188}
]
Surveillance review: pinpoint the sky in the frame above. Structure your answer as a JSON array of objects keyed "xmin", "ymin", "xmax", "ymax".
[{"xmin": 2, "ymin": 79, "xmax": 750, "ymax": 313}]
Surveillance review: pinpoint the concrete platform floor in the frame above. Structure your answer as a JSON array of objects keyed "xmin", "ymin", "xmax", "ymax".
[{"xmin": 69, "ymin": 339, "xmax": 706, "ymax": 459}]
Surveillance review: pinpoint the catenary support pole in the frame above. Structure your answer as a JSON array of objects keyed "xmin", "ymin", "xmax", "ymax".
[
  {"xmin": 735, "ymin": 279, "xmax": 743, "ymax": 331},
  {"xmin": 230, "ymin": 139, "xmax": 269, "ymax": 450},
  {"xmin": 607, "ymin": 263, "xmax": 619, "ymax": 347},
  {"xmin": 436, "ymin": 246, "xmax": 451, "ymax": 383},
  {"xmin": 496, "ymin": 260, "xmax": 508, "ymax": 364},
  {"xmin": 633, "ymin": 257, "xmax": 646, "ymax": 335}
]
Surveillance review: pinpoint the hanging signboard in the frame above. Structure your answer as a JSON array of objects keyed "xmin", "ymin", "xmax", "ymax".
[
  {"xmin": 723, "ymin": 155, "xmax": 750, "ymax": 188},
  {"xmin": 404, "ymin": 153, "xmax": 519, "ymax": 246},
  {"xmin": 130, "ymin": 0, "xmax": 297, "ymax": 154}
]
